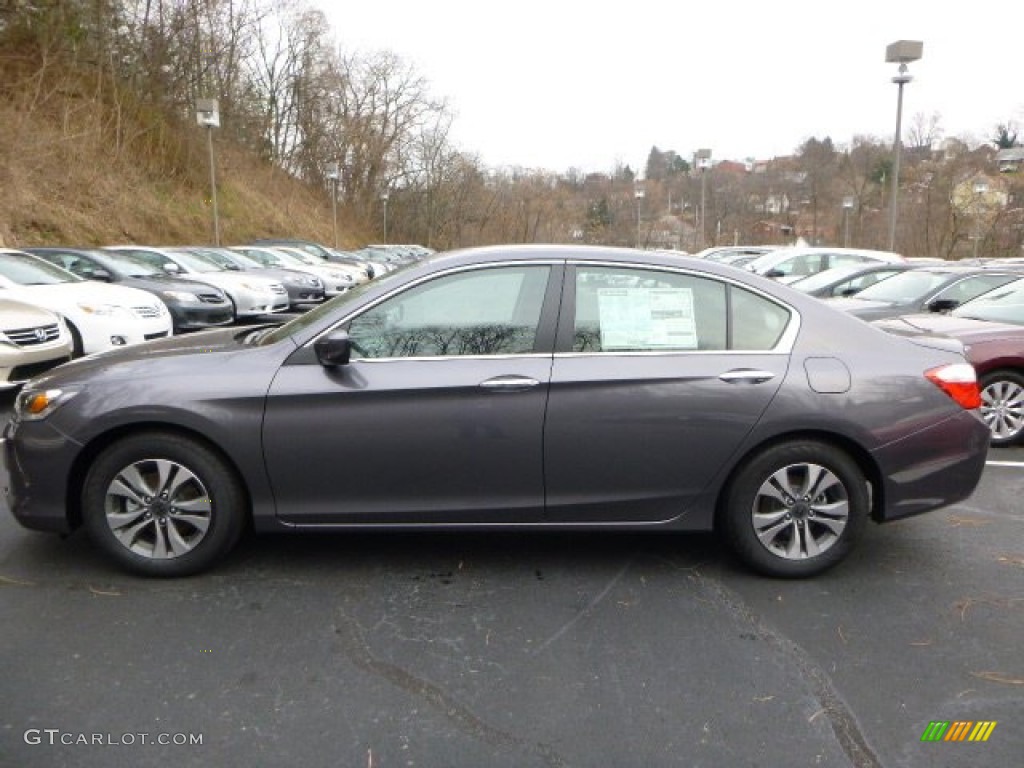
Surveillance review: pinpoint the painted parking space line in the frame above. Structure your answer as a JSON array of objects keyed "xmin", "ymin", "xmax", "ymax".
[{"xmin": 984, "ymin": 460, "xmax": 1024, "ymax": 467}]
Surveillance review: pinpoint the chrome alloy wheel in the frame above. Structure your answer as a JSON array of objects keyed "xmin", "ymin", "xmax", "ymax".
[
  {"xmin": 750, "ymin": 463, "xmax": 849, "ymax": 560},
  {"xmin": 104, "ymin": 459, "xmax": 212, "ymax": 559},
  {"xmin": 980, "ymin": 379, "xmax": 1024, "ymax": 443}
]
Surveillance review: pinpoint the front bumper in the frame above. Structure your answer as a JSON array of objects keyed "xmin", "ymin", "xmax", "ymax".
[
  {"xmin": 2, "ymin": 417, "xmax": 81, "ymax": 534},
  {"xmin": 230, "ymin": 288, "xmax": 291, "ymax": 317},
  {"xmin": 167, "ymin": 301, "xmax": 235, "ymax": 331},
  {"xmin": 77, "ymin": 312, "xmax": 174, "ymax": 355}
]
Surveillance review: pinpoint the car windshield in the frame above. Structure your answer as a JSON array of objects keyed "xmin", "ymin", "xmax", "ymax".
[
  {"xmin": 952, "ymin": 280, "xmax": 1024, "ymax": 325},
  {"xmin": 789, "ymin": 266, "xmax": 863, "ymax": 292},
  {"xmin": 0, "ymin": 252, "xmax": 81, "ymax": 284},
  {"xmin": 98, "ymin": 251, "xmax": 164, "ymax": 277},
  {"xmin": 165, "ymin": 249, "xmax": 224, "ymax": 273},
  {"xmin": 235, "ymin": 248, "xmax": 287, "ymax": 268},
  {"xmin": 852, "ymin": 270, "xmax": 951, "ymax": 302}
]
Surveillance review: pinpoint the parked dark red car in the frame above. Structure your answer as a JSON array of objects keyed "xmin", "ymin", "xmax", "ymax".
[{"xmin": 874, "ymin": 277, "xmax": 1024, "ymax": 446}]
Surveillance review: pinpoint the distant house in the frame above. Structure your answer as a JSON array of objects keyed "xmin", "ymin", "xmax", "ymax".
[
  {"xmin": 951, "ymin": 172, "xmax": 1009, "ymax": 216},
  {"xmin": 996, "ymin": 147, "xmax": 1024, "ymax": 173}
]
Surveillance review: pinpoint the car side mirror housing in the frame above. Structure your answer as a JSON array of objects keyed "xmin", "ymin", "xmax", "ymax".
[
  {"xmin": 314, "ymin": 330, "xmax": 353, "ymax": 367},
  {"xmin": 89, "ymin": 268, "xmax": 112, "ymax": 282},
  {"xmin": 163, "ymin": 262, "xmax": 181, "ymax": 273},
  {"xmin": 927, "ymin": 298, "xmax": 959, "ymax": 313},
  {"xmin": 764, "ymin": 269, "xmax": 785, "ymax": 279}
]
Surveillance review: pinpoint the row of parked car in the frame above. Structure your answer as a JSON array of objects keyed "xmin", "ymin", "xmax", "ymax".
[
  {"xmin": 691, "ymin": 244, "xmax": 1024, "ymax": 447},
  {"xmin": 0, "ymin": 239, "xmax": 433, "ymax": 390}
]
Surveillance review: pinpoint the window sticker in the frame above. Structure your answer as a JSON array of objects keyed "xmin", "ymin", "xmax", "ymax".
[{"xmin": 597, "ymin": 287, "xmax": 697, "ymax": 350}]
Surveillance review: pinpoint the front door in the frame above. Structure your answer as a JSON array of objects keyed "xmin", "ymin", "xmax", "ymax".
[{"xmin": 263, "ymin": 263, "xmax": 561, "ymax": 524}]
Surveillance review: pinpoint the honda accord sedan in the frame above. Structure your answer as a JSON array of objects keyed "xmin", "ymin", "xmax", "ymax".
[{"xmin": 1, "ymin": 245, "xmax": 989, "ymax": 578}]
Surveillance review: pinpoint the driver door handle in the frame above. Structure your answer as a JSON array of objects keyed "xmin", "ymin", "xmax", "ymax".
[
  {"xmin": 479, "ymin": 375, "xmax": 540, "ymax": 392},
  {"xmin": 718, "ymin": 369, "xmax": 776, "ymax": 384}
]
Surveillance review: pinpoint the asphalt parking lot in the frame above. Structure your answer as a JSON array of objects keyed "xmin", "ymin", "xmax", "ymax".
[{"xmin": 0, "ymin": 396, "xmax": 1020, "ymax": 767}]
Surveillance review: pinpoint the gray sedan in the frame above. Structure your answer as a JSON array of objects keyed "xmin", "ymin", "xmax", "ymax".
[{"xmin": 2, "ymin": 245, "xmax": 989, "ymax": 578}]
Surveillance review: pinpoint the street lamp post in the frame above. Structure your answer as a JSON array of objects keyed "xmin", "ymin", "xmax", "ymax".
[
  {"xmin": 696, "ymin": 149, "xmax": 712, "ymax": 249},
  {"xmin": 325, "ymin": 162, "xmax": 340, "ymax": 249},
  {"xmin": 842, "ymin": 196, "xmax": 855, "ymax": 247},
  {"xmin": 634, "ymin": 187, "xmax": 645, "ymax": 248},
  {"xmin": 381, "ymin": 190, "xmax": 390, "ymax": 243},
  {"xmin": 885, "ymin": 40, "xmax": 923, "ymax": 253},
  {"xmin": 195, "ymin": 98, "xmax": 221, "ymax": 246},
  {"xmin": 972, "ymin": 179, "xmax": 989, "ymax": 259}
]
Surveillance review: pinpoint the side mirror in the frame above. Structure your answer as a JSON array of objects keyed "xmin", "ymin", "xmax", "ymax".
[
  {"xmin": 927, "ymin": 298, "xmax": 959, "ymax": 313},
  {"xmin": 839, "ymin": 287, "xmax": 859, "ymax": 297},
  {"xmin": 89, "ymin": 268, "xmax": 112, "ymax": 282},
  {"xmin": 163, "ymin": 262, "xmax": 181, "ymax": 274},
  {"xmin": 314, "ymin": 329, "xmax": 353, "ymax": 367},
  {"xmin": 764, "ymin": 268, "xmax": 785, "ymax": 279}
]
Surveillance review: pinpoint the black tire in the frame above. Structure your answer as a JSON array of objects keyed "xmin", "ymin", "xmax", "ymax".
[
  {"xmin": 720, "ymin": 441, "xmax": 868, "ymax": 578},
  {"xmin": 979, "ymin": 370, "xmax": 1024, "ymax": 448},
  {"xmin": 81, "ymin": 432, "xmax": 246, "ymax": 576},
  {"xmin": 67, "ymin": 321, "xmax": 84, "ymax": 358}
]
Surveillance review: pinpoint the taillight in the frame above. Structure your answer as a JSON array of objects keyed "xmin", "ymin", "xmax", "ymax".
[{"xmin": 925, "ymin": 364, "xmax": 981, "ymax": 409}]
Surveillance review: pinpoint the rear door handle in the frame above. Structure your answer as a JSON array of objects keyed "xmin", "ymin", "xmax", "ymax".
[
  {"xmin": 479, "ymin": 375, "xmax": 540, "ymax": 392},
  {"xmin": 718, "ymin": 369, "xmax": 776, "ymax": 384}
]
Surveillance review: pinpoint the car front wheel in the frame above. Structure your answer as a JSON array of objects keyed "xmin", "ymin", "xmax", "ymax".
[
  {"xmin": 979, "ymin": 370, "xmax": 1024, "ymax": 447},
  {"xmin": 720, "ymin": 441, "xmax": 868, "ymax": 578},
  {"xmin": 82, "ymin": 432, "xmax": 246, "ymax": 576}
]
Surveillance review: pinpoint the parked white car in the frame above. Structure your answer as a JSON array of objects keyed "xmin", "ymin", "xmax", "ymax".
[
  {"xmin": 227, "ymin": 246, "xmax": 356, "ymax": 297},
  {"xmin": 745, "ymin": 247, "xmax": 905, "ymax": 284},
  {"xmin": 103, "ymin": 246, "xmax": 289, "ymax": 318},
  {"xmin": 0, "ymin": 249, "xmax": 172, "ymax": 356},
  {"xmin": 0, "ymin": 298, "xmax": 73, "ymax": 387}
]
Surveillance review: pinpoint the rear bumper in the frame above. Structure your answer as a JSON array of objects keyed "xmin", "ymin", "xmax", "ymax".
[{"xmin": 872, "ymin": 409, "xmax": 990, "ymax": 522}]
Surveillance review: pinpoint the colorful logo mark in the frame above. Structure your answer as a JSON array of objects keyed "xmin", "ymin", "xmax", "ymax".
[{"xmin": 921, "ymin": 721, "xmax": 997, "ymax": 743}]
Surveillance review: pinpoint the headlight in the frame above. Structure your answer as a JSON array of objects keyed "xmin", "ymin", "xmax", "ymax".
[
  {"xmin": 161, "ymin": 291, "xmax": 198, "ymax": 302},
  {"xmin": 15, "ymin": 388, "xmax": 78, "ymax": 421},
  {"xmin": 76, "ymin": 303, "xmax": 122, "ymax": 316}
]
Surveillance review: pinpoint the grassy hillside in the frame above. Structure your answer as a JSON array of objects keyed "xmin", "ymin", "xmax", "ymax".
[{"xmin": 0, "ymin": 97, "xmax": 367, "ymax": 250}]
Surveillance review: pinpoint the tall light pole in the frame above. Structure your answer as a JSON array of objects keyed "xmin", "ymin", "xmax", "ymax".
[
  {"xmin": 842, "ymin": 195, "xmax": 855, "ymax": 247},
  {"xmin": 325, "ymin": 162, "xmax": 340, "ymax": 248},
  {"xmin": 885, "ymin": 40, "xmax": 922, "ymax": 253},
  {"xmin": 696, "ymin": 148, "xmax": 712, "ymax": 249},
  {"xmin": 195, "ymin": 98, "xmax": 221, "ymax": 246},
  {"xmin": 634, "ymin": 186, "xmax": 645, "ymax": 248},
  {"xmin": 972, "ymin": 179, "xmax": 989, "ymax": 259},
  {"xmin": 381, "ymin": 190, "xmax": 390, "ymax": 243}
]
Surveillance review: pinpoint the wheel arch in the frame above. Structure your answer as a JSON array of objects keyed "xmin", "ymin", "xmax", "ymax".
[
  {"xmin": 66, "ymin": 422, "xmax": 253, "ymax": 530},
  {"xmin": 714, "ymin": 429, "xmax": 885, "ymax": 527}
]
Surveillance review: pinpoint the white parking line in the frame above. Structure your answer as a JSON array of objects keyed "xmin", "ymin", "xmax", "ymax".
[{"xmin": 985, "ymin": 460, "xmax": 1024, "ymax": 467}]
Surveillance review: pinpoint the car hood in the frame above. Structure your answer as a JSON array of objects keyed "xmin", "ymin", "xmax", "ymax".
[
  {"xmin": 29, "ymin": 325, "xmax": 291, "ymax": 387},
  {"xmin": 823, "ymin": 296, "xmax": 897, "ymax": 314},
  {"xmin": 0, "ymin": 298, "xmax": 60, "ymax": 329},
  {"xmin": 873, "ymin": 313, "xmax": 1024, "ymax": 344},
  {"xmin": 0, "ymin": 281, "xmax": 163, "ymax": 311},
  {"xmin": 178, "ymin": 272, "xmax": 279, "ymax": 291},
  {"xmin": 121, "ymin": 274, "xmax": 225, "ymax": 297}
]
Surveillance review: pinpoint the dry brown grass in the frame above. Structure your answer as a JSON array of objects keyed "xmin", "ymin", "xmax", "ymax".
[{"xmin": 0, "ymin": 94, "xmax": 369, "ymax": 249}]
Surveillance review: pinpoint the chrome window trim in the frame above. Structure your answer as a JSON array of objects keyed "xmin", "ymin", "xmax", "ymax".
[{"xmin": 302, "ymin": 257, "xmax": 802, "ymax": 358}]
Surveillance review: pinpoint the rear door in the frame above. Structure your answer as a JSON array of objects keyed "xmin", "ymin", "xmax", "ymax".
[{"xmin": 543, "ymin": 263, "xmax": 794, "ymax": 523}]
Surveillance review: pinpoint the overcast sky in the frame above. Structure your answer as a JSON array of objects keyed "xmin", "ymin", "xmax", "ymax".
[{"xmin": 319, "ymin": 0, "xmax": 1023, "ymax": 175}]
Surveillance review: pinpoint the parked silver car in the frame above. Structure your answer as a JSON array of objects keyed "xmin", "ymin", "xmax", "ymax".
[
  {"xmin": 0, "ymin": 299, "xmax": 72, "ymax": 388},
  {"xmin": 2, "ymin": 245, "xmax": 989, "ymax": 578}
]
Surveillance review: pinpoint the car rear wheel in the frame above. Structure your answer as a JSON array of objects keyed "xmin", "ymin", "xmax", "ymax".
[
  {"xmin": 82, "ymin": 433, "xmax": 246, "ymax": 576},
  {"xmin": 720, "ymin": 441, "xmax": 868, "ymax": 578},
  {"xmin": 979, "ymin": 371, "xmax": 1024, "ymax": 447}
]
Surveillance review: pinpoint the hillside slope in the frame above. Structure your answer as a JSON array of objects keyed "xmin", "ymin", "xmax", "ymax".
[{"xmin": 0, "ymin": 99, "xmax": 366, "ymax": 250}]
